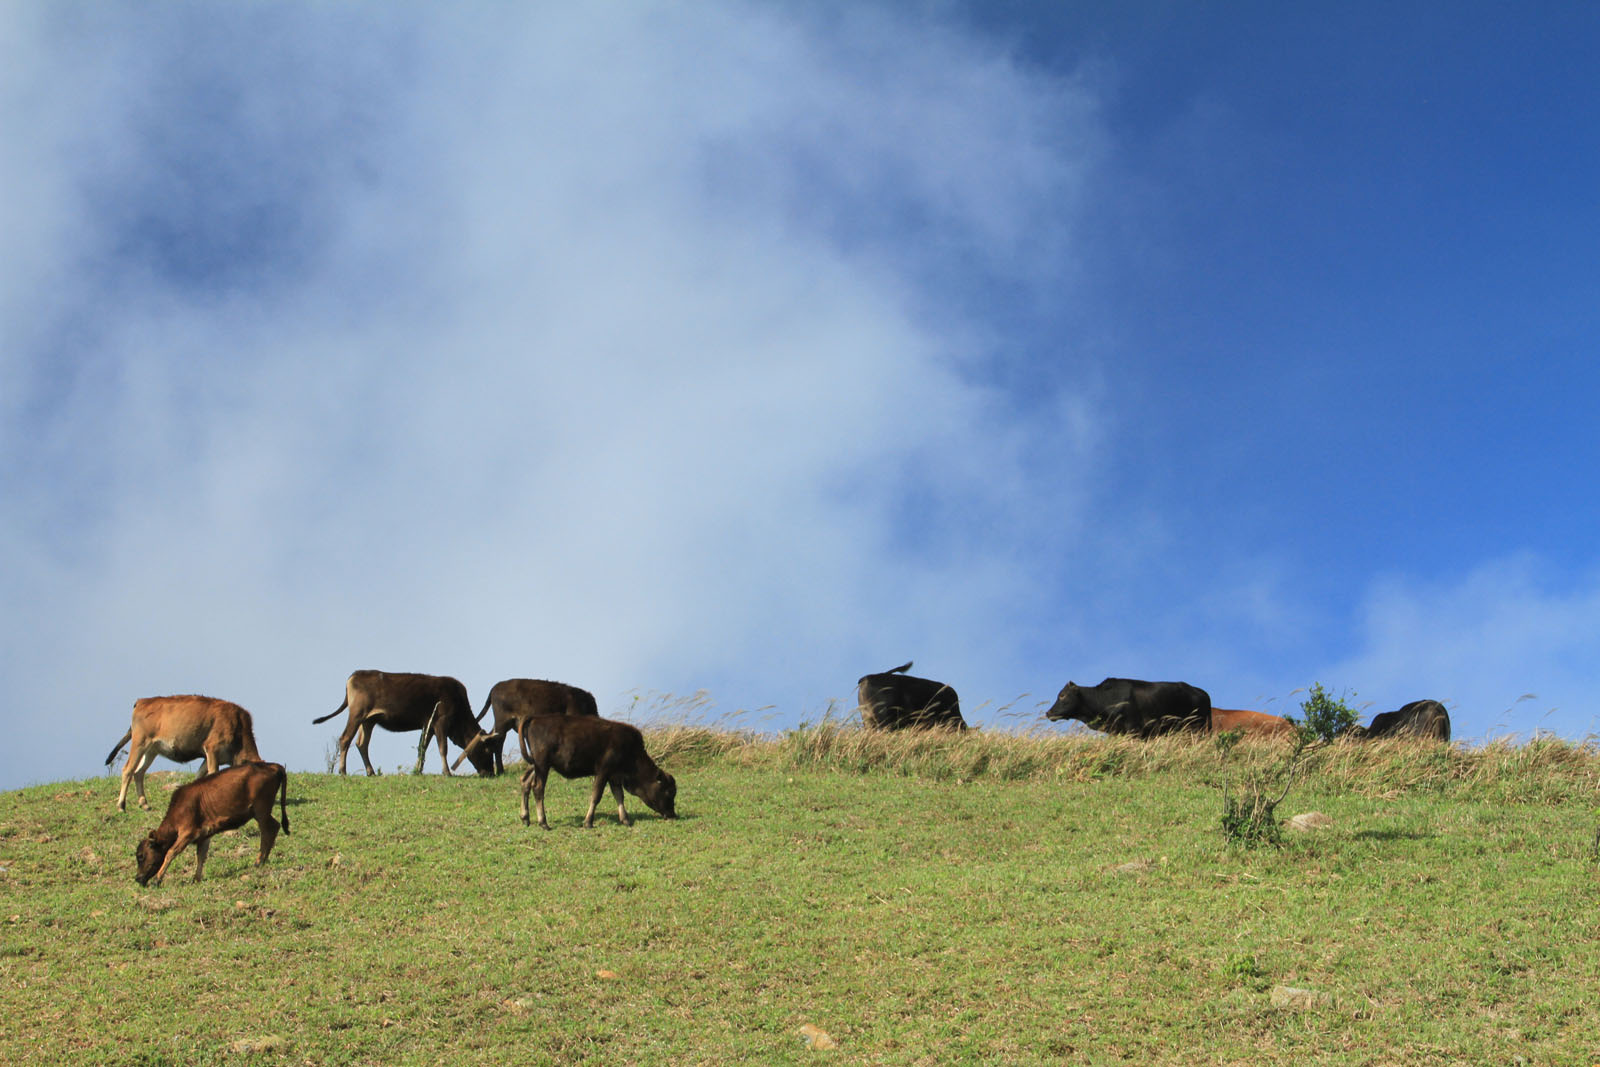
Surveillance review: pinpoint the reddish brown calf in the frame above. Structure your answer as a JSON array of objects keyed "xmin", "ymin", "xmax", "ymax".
[
  {"xmin": 1210, "ymin": 708, "xmax": 1297, "ymax": 739},
  {"xmin": 134, "ymin": 762, "xmax": 289, "ymax": 886}
]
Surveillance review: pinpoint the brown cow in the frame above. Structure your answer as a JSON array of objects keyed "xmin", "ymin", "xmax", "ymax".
[
  {"xmin": 1210, "ymin": 708, "xmax": 1298, "ymax": 739},
  {"xmin": 134, "ymin": 761, "xmax": 289, "ymax": 886},
  {"xmin": 517, "ymin": 715, "xmax": 677, "ymax": 830},
  {"xmin": 454, "ymin": 678, "xmax": 600, "ymax": 775},
  {"xmin": 106, "ymin": 695, "xmax": 263, "ymax": 812},
  {"xmin": 312, "ymin": 670, "xmax": 495, "ymax": 776}
]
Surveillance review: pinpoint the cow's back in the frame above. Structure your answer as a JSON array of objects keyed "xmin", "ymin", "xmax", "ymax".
[
  {"xmin": 348, "ymin": 670, "xmax": 470, "ymax": 718},
  {"xmin": 492, "ymin": 679, "xmax": 599, "ymax": 719},
  {"xmin": 133, "ymin": 696, "xmax": 257, "ymax": 760},
  {"xmin": 857, "ymin": 671, "xmax": 963, "ymax": 730},
  {"xmin": 525, "ymin": 714, "xmax": 643, "ymax": 777}
]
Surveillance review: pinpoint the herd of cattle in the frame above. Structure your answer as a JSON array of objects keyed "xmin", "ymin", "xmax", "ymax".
[{"xmin": 105, "ymin": 664, "xmax": 1451, "ymax": 886}]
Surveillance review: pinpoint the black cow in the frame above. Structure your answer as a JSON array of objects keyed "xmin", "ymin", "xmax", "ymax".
[
  {"xmin": 1045, "ymin": 678, "xmax": 1211, "ymax": 737},
  {"xmin": 1357, "ymin": 699, "xmax": 1451, "ymax": 741},
  {"xmin": 455, "ymin": 678, "xmax": 600, "ymax": 775},
  {"xmin": 517, "ymin": 715, "xmax": 677, "ymax": 830},
  {"xmin": 856, "ymin": 662, "xmax": 966, "ymax": 730},
  {"xmin": 312, "ymin": 670, "xmax": 496, "ymax": 776}
]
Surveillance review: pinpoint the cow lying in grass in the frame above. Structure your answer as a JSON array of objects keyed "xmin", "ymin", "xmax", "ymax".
[
  {"xmin": 517, "ymin": 715, "xmax": 677, "ymax": 830},
  {"xmin": 134, "ymin": 761, "xmax": 289, "ymax": 886},
  {"xmin": 106, "ymin": 695, "xmax": 263, "ymax": 812},
  {"xmin": 1209, "ymin": 708, "xmax": 1297, "ymax": 739},
  {"xmin": 1355, "ymin": 699, "xmax": 1451, "ymax": 741},
  {"xmin": 856, "ymin": 662, "xmax": 966, "ymax": 730}
]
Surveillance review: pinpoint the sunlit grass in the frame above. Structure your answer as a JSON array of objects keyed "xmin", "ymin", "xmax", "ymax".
[{"xmin": 3, "ymin": 712, "xmax": 1597, "ymax": 1065}]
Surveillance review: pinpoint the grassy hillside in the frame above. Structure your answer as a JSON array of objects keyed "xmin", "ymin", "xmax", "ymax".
[{"xmin": 3, "ymin": 727, "xmax": 1597, "ymax": 1065}]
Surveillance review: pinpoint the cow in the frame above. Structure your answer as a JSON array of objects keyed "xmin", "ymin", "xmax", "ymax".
[
  {"xmin": 1210, "ymin": 708, "xmax": 1298, "ymax": 739},
  {"xmin": 453, "ymin": 678, "xmax": 600, "ymax": 775},
  {"xmin": 134, "ymin": 761, "xmax": 289, "ymax": 886},
  {"xmin": 517, "ymin": 714, "xmax": 677, "ymax": 830},
  {"xmin": 312, "ymin": 670, "xmax": 496, "ymax": 776},
  {"xmin": 105, "ymin": 695, "xmax": 264, "ymax": 812},
  {"xmin": 1045, "ymin": 678, "xmax": 1211, "ymax": 737},
  {"xmin": 856, "ymin": 662, "xmax": 966, "ymax": 731},
  {"xmin": 1357, "ymin": 699, "xmax": 1451, "ymax": 741}
]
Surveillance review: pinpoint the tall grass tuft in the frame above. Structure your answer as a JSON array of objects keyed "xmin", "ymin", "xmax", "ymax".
[{"xmin": 633, "ymin": 710, "xmax": 1598, "ymax": 805}]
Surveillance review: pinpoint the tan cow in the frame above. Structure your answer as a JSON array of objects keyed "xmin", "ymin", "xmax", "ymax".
[
  {"xmin": 1210, "ymin": 708, "xmax": 1298, "ymax": 739},
  {"xmin": 134, "ymin": 761, "xmax": 289, "ymax": 886},
  {"xmin": 106, "ymin": 695, "xmax": 263, "ymax": 812}
]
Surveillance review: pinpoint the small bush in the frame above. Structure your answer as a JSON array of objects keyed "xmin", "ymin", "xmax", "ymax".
[
  {"xmin": 1286, "ymin": 683, "xmax": 1360, "ymax": 744},
  {"xmin": 1220, "ymin": 683, "xmax": 1353, "ymax": 848}
]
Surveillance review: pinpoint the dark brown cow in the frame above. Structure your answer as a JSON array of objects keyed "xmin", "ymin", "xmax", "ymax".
[
  {"xmin": 105, "ymin": 695, "xmax": 263, "ymax": 812},
  {"xmin": 1357, "ymin": 699, "xmax": 1451, "ymax": 741},
  {"xmin": 454, "ymin": 678, "xmax": 600, "ymax": 774},
  {"xmin": 1210, "ymin": 708, "xmax": 1297, "ymax": 739},
  {"xmin": 134, "ymin": 761, "xmax": 289, "ymax": 886},
  {"xmin": 312, "ymin": 670, "xmax": 495, "ymax": 776},
  {"xmin": 857, "ymin": 662, "xmax": 966, "ymax": 730},
  {"xmin": 517, "ymin": 715, "xmax": 677, "ymax": 830}
]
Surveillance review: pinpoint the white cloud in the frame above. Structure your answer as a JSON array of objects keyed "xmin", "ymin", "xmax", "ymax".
[{"xmin": 0, "ymin": 3, "xmax": 1105, "ymax": 787}]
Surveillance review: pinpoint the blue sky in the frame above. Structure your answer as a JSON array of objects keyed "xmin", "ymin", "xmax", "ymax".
[{"xmin": 3, "ymin": 3, "xmax": 1597, "ymax": 790}]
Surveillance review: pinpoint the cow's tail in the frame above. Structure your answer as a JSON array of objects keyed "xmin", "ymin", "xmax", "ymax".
[
  {"xmin": 474, "ymin": 692, "xmax": 493, "ymax": 724},
  {"xmin": 105, "ymin": 729, "xmax": 133, "ymax": 766},
  {"xmin": 312, "ymin": 697, "xmax": 349, "ymax": 725},
  {"xmin": 517, "ymin": 719, "xmax": 535, "ymax": 765},
  {"xmin": 278, "ymin": 768, "xmax": 290, "ymax": 836}
]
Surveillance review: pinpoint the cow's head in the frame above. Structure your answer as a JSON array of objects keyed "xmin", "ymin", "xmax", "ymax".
[
  {"xmin": 452, "ymin": 728, "xmax": 504, "ymax": 775},
  {"xmin": 133, "ymin": 834, "xmax": 166, "ymax": 886},
  {"xmin": 628, "ymin": 766, "xmax": 677, "ymax": 820},
  {"xmin": 1044, "ymin": 682, "xmax": 1086, "ymax": 723}
]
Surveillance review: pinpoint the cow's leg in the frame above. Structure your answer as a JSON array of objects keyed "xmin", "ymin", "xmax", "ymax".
[
  {"xmin": 152, "ymin": 831, "xmax": 197, "ymax": 886},
  {"xmin": 436, "ymin": 729, "xmax": 452, "ymax": 777},
  {"xmin": 583, "ymin": 775, "xmax": 610, "ymax": 829},
  {"xmin": 256, "ymin": 814, "xmax": 279, "ymax": 866},
  {"xmin": 192, "ymin": 837, "xmax": 209, "ymax": 883},
  {"xmin": 116, "ymin": 746, "xmax": 144, "ymax": 812},
  {"xmin": 200, "ymin": 746, "xmax": 220, "ymax": 778},
  {"xmin": 354, "ymin": 720, "xmax": 378, "ymax": 776},
  {"xmin": 518, "ymin": 767, "xmax": 536, "ymax": 825},
  {"xmin": 609, "ymin": 780, "xmax": 630, "ymax": 826},
  {"xmin": 130, "ymin": 747, "xmax": 161, "ymax": 810},
  {"xmin": 335, "ymin": 717, "xmax": 360, "ymax": 775},
  {"xmin": 534, "ymin": 767, "xmax": 551, "ymax": 830}
]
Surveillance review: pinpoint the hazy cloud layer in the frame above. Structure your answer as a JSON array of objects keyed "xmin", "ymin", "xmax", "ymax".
[{"xmin": 2, "ymin": 4, "xmax": 1103, "ymax": 786}]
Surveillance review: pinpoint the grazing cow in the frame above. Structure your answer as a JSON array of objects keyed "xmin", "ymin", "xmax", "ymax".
[
  {"xmin": 856, "ymin": 662, "xmax": 966, "ymax": 731},
  {"xmin": 1210, "ymin": 708, "xmax": 1298, "ymax": 739},
  {"xmin": 517, "ymin": 715, "xmax": 677, "ymax": 830},
  {"xmin": 134, "ymin": 761, "xmax": 289, "ymax": 886},
  {"xmin": 312, "ymin": 670, "xmax": 496, "ymax": 776},
  {"xmin": 1045, "ymin": 678, "xmax": 1211, "ymax": 737},
  {"xmin": 1358, "ymin": 699, "xmax": 1451, "ymax": 741},
  {"xmin": 454, "ymin": 678, "xmax": 600, "ymax": 775},
  {"xmin": 105, "ymin": 695, "xmax": 263, "ymax": 812}
]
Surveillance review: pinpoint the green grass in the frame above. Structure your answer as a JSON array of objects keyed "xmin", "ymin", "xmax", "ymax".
[{"xmin": 3, "ymin": 727, "xmax": 1598, "ymax": 1064}]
